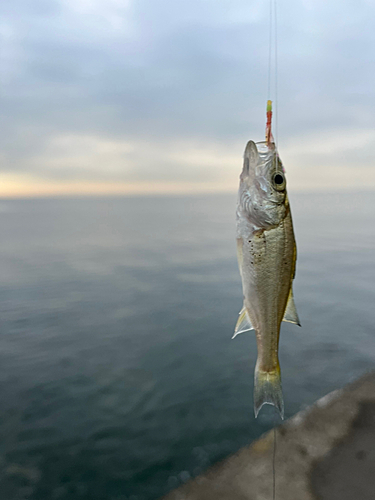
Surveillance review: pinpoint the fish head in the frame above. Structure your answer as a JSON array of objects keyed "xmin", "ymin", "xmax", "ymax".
[{"xmin": 238, "ymin": 140, "xmax": 288, "ymax": 229}]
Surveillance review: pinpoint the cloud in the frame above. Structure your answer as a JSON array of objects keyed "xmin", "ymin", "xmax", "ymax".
[{"xmin": 0, "ymin": 0, "xmax": 374, "ymax": 195}]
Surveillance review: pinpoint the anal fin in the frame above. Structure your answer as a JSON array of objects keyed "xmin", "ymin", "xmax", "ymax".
[
  {"xmin": 232, "ymin": 306, "xmax": 254, "ymax": 339},
  {"xmin": 282, "ymin": 287, "xmax": 301, "ymax": 326}
]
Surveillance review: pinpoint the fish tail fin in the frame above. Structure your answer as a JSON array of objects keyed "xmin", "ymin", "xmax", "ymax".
[{"xmin": 254, "ymin": 363, "xmax": 284, "ymax": 420}]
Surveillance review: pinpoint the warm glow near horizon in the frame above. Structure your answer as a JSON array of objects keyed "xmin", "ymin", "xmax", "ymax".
[
  {"xmin": 0, "ymin": 173, "xmax": 236, "ymax": 198},
  {"xmin": 1, "ymin": 164, "xmax": 374, "ymax": 199},
  {"xmin": 1, "ymin": 125, "xmax": 375, "ymax": 198}
]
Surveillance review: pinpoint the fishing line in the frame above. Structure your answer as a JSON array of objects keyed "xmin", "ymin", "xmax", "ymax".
[
  {"xmin": 274, "ymin": 0, "xmax": 279, "ymax": 149},
  {"xmin": 269, "ymin": 2, "xmax": 280, "ymax": 497},
  {"xmin": 266, "ymin": 0, "xmax": 279, "ymax": 151},
  {"xmin": 267, "ymin": 0, "xmax": 273, "ymax": 101},
  {"xmin": 273, "ymin": 416, "xmax": 277, "ymax": 500}
]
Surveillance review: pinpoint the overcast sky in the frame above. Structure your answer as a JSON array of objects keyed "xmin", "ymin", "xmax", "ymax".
[{"xmin": 1, "ymin": 0, "xmax": 374, "ymax": 196}]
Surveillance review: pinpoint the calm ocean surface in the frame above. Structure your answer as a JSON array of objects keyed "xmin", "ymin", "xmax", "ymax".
[{"xmin": 0, "ymin": 192, "xmax": 374, "ymax": 500}]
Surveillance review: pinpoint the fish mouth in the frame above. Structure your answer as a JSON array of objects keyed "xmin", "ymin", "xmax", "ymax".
[{"xmin": 255, "ymin": 140, "xmax": 276, "ymax": 150}]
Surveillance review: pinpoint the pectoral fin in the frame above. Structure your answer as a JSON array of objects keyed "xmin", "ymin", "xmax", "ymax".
[
  {"xmin": 232, "ymin": 306, "xmax": 254, "ymax": 339},
  {"xmin": 282, "ymin": 288, "xmax": 301, "ymax": 326}
]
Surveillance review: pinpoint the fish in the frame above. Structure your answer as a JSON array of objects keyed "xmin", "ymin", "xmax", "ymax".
[{"xmin": 234, "ymin": 140, "xmax": 300, "ymax": 419}]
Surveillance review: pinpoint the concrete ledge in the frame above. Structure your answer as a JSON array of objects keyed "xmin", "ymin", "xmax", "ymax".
[{"xmin": 161, "ymin": 371, "xmax": 375, "ymax": 500}]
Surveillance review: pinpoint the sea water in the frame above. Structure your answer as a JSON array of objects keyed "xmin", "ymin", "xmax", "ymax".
[{"xmin": 0, "ymin": 192, "xmax": 374, "ymax": 499}]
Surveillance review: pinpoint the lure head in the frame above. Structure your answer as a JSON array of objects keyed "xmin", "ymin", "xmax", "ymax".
[{"xmin": 238, "ymin": 140, "xmax": 288, "ymax": 229}]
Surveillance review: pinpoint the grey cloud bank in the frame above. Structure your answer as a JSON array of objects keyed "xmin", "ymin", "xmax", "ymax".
[{"xmin": 1, "ymin": 0, "xmax": 374, "ymax": 193}]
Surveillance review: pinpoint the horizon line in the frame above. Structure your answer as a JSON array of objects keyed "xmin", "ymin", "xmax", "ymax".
[{"xmin": 0, "ymin": 184, "xmax": 373, "ymax": 201}]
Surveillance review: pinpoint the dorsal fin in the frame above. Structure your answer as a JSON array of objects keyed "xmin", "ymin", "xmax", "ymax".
[{"xmin": 232, "ymin": 306, "xmax": 254, "ymax": 339}]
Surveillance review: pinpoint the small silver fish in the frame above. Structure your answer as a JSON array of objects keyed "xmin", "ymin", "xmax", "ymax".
[{"xmin": 234, "ymin": 140, "xmax": 300, "ymax": 419}]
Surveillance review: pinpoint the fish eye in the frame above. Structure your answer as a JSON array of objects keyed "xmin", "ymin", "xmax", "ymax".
[{"xmin": 272, "ymin": 172, "xmax": 285, "ymax": 191}]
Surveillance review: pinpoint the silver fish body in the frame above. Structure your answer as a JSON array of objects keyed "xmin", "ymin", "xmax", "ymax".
[{"xmin": 235, "ymin": 140, "xmax": 300, "ymax": 418}]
